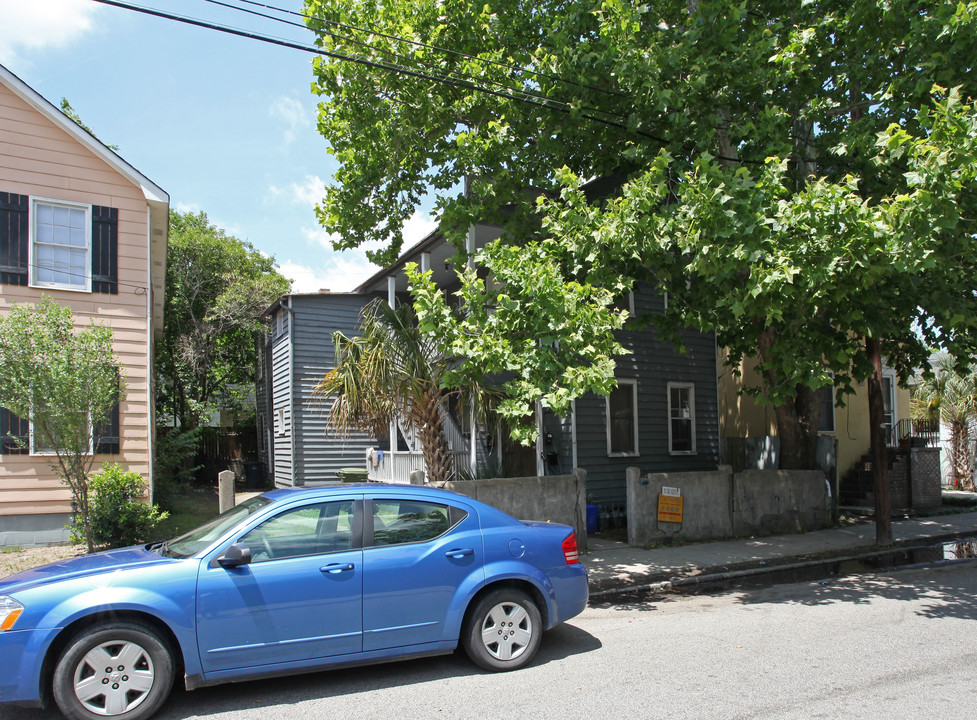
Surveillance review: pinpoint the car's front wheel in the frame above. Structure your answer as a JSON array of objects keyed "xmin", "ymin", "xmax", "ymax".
[
  {"xmin": 462, "ymin": 588, "xmax": 542, "ymax": 671},
  {"xmin": 52, "ymin": 620, "xmax": 175, "ymax": 720}
]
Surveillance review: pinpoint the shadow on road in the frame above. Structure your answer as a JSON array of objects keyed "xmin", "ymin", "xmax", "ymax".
[{"xmin": 729, "ymin": 560, "xmax": 977, "ymax": 622}]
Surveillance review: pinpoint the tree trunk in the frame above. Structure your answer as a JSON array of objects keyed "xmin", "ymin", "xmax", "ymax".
[
  {"xmin": 759, "ymin": 328, "xmax": 821, "ymax": 469},
  {"xmin": 415, "ymin": 394, "xmax": 454, "ymax": 485},
  {"xmin": 772, "ymin": 386, "xmax": 821, "ymax": 469},
  {"xmin": 866, "ymin": 336, "xmax": 892, "ymax": 547}
]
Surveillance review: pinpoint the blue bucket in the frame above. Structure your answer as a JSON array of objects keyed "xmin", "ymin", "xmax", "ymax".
[{"xmin": 586, "ymin": 504, "xmax": 598, "ymax": 534}]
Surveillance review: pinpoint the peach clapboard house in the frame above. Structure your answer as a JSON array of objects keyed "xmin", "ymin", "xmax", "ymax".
[{"xmin": 0, "ymin": 64, "xmax": 168, "ymax": 547}]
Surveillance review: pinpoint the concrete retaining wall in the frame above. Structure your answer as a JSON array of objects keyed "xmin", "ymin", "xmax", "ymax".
[
  {"xmin": 627, "ymin": 467, "xmax": 830, "ymax": 546},
  {"xmin": 443, "ymin": 468, "xmax": 588, "ymax": 551}
]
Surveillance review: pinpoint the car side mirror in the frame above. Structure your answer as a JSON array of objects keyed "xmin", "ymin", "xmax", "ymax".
[{"xmin": 217, "ymin": 543, "xmax": 252, "ymax": 568}]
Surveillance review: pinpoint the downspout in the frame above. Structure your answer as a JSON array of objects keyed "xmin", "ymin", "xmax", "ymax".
[
  {"xmin": 146, "ymin": 207, "xmax": 155, "ymax": 503},
  {"xmin": 286, "ymin": 296, "xmax": 298, "ymax": 485}
]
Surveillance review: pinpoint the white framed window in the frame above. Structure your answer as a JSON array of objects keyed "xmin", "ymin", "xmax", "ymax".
[
  {"xmin": 667, "ymin": 382, "xmax": 696, "ymax": 455},
  {"xmin": 606, "ymin": 379, "xmax": 638, "ymax": 457},
  {"xmin": 30, "ymin": 198, "xmax": 91, "ymax": 291},
  {"xmin": 30, "ymin": 416, "xmax": 93, "ymax": 456},
  {"xmin": 882, "ymin": 369, "xmax": 897, "ymax": 446},
  {"xmin": 613, "ymin": 290, "xmax": 635, "ymax": 317},
  {"xmin": 818, "ymin": 383, "xmax": 835, "ymax": 433}
]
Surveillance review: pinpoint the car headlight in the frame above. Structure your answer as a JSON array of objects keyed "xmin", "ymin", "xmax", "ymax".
[{"xmin": 0, "ymin": 596, "xmax": 24, "ymax": 631}]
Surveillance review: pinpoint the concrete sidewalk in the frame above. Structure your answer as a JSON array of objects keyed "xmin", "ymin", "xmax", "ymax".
[{"xmin": 583, "ymin": 510, "xmax": 977, "ymax": 595}]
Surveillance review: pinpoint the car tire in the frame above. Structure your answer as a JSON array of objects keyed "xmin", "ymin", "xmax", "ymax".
[
  {"xmin": 462, "ymin": 588, "xmax": 542, "ymax": 672},
  {"xmin": 52, "ymin": 621, "xmax": 175, "ymax": 720}
]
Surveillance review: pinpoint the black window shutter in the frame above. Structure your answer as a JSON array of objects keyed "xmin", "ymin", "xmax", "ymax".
[
  {"xmin": 91, "ymin": 205, "xmax": 118, "ymax": 294},
  {"xmin": 0, "ymin": 192, "xmax": 29, "ymax": 286},
  {"xmin": 95, "ymin": 369, "xmax": 121, "ymax": 454},
  {"xmin": 1, "ymin": 405, "xmax": 30, "ymax": 455}
]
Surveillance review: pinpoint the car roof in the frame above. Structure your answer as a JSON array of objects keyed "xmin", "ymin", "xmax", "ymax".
[{"xmin": 259, "ymin": 483, "xmax": 470, "ymax": 503}]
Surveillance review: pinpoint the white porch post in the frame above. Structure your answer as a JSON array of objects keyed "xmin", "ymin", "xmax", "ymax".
[
  {"xmin": 387, "ymin": 275, "xmax": 396, "ymax": 307},
  {"xmin": 535, "ymin": 400, "xmax": 545, "ymax": 477},
  {"xmin": 466, "ymin": 225, "xmax": 476, "ymax": 268}
]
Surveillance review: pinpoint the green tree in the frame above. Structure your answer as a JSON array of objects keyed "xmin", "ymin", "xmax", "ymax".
[
  {"xmin": 59, "ymin": 98, "xmax": 119, "ymax": 151},
  {"xmin": 305, "ymin": 0, "xmax": 977, "ymax": 544},
  {"xmin": 157, "ymin": 210, "xmax": 291, "ymax": 433},
  {"xmin": 0, "ymin": 298, "xmax": 124, "ymax": 553},
  {"xmin": 913, "ymin": 355, "xmax": 977, "ymax": 491},
  {"xmin": 315, "ymin": 299, "xmax": 496, "ymax": 484}
]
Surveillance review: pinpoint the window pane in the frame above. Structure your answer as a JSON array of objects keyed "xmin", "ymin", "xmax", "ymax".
[
  {"xmin": 670, "ymin": 387, "xmax": 689, "ymax": 418},
  {"xmin": 818, "ymin": 385, "xmax": 834, "ymax": 432},
  {"xmin": 240, "ymin": 500, "xmax": 355, "ymax": 562},
  {"xmin": 671, "ymin": 418, "xmax": 693, "ymax": 452},
  {"xmin": 33, "ymin": 201, "xmax": 88, "ymax": 288},
  {"xmin": 372, "ymin": 501, "xmax": 453, "ymax": 546},
  {"xmin": 608, "ymin": 385, "xmax": 635, "ymax": 454},
  {"xmin": 668, "ymin": 384, "xmax": 695, "ymax": 453}
]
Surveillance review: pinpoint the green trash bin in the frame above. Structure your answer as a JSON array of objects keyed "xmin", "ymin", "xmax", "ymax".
[{"xmin": 337, "ymin": 467, "xmax": 369, "ymax": 483}]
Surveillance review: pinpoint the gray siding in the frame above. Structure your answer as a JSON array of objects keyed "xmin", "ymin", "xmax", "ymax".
[
  {"xmin": 270, "ymin": 322, "xmax": 293, "ymax": 486},
  {"xmin": 290, "ymin": 294, "xmax": 377, "ymax": 484},
  {"xmin": 574, "ymin": 287, "xmax": 719, "ymax": 506}
]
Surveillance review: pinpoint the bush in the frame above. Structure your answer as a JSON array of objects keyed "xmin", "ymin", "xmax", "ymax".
[
  {"xmin": 153, "ymin": 426, "xmax": 204, "ymax": 506},
  {"xmin": 72, "ymin": 464, "xmax": 168, "ymax": 549}
]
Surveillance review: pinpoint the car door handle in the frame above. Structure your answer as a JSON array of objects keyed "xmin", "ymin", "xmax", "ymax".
[
  {"xmin": 444, "ymin": 548, "xmax": 475, "ymax": 559},
  {"xmin": 320, "ymin": 563, "xmax": 355, "ymax": 574}
]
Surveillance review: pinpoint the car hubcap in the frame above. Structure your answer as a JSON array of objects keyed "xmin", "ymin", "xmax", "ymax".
[
  {"xmin": 73, "ymin": 640, "xmax": 155, "ymax": 716},
  {"xmin": 480, "ymin": 601, "xmax": 532, "ymax": 661}
]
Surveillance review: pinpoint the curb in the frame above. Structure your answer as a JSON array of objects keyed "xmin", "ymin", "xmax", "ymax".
[{"xmin": 587, "ymin": 529, "xmax": 977, "ymax": 599}]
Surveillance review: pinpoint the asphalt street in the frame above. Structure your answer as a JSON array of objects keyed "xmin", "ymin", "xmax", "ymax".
[{"xmin": 4, "ymin": 561, "xmax": 975, "ymax": 720}]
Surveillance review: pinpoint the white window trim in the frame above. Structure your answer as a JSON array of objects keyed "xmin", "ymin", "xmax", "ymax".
[
  {"xmin": 818, "ymin": 372, "xmax": 836, "ymax": 434},
  {"xmin": 606, "ymin": 379, "xmax": 639, "ymax": 458},
  {"xmin": 30, "ymin": 417, "xmax": 94, "ymax": 456},
  {"xmin": 667, "ymin": 382, "xmax": 697, "ymax": 455},
  {"xmin": 29, "ymin": 196, "xmax": 92, "ymax": 293}
]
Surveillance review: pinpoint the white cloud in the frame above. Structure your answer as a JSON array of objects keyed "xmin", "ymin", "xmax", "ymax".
[
  {"xmin": 277, "ymin": 254, "xmax": 379, "ymax": 294},
  {"xmin": 402, "ymin": 210, "xmax": 439, "ymax": 247},
  {"xmin": 172, "ymin": 201, "xmax": 201, "ymax": 215},
  {"xmin": 269, "ymin": 175, "xmax": 325, "ymax": 208},
  {"xmin": 0, "ymin": 0, "xmax": 99, "ymax": 64},
  {"xmin": 279, "ymin": 211, "xmax": 438, "ymax": 294},
  {"xmin": 269, "ymin": 95, "xmax": 312, "ymax": 145}
]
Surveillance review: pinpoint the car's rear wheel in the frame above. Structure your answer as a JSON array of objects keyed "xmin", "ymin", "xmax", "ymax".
[
  {"xmin": 462, "ymin": 588, "xmax": 542, "ymax": 671},
  {"xmin": 52, "ymin": 621, "xmax": 174, "ymax": 720}
]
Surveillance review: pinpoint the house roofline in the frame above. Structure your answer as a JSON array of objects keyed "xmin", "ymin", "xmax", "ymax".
[
  {"xmin": 0, "ymin": 63, "xmax": 169, "ymax": 206},
  {"xmin": 354, "ymin": 226, "xmax": 446, "ymax": 294}
]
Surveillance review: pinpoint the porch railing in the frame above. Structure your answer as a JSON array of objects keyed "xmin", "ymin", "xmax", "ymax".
[
  {"xmin": 893, "ymin": 418, "xmax": 940, "ymax": 448},
  {"xmin": 366, "ymin": 449, "xmax": 472, "ymax": 483}
]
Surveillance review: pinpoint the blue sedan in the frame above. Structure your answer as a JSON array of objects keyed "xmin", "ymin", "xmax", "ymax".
[{"xmin": 0, "ymin": 484, "xmax": 588, "ymax": 720}]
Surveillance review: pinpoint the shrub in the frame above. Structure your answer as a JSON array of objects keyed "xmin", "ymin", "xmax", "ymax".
[
  {"xmin": 153, "ymin": 426, "xmax": 204, "ymax": 506},
  {"xmin": 72, "ymin": 464, "xmax": 168, "ymax": 549}
]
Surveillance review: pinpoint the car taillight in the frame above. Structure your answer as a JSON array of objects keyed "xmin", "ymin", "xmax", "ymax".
[{"xmin": 561, "ymin": 532, "xmax": 580, "ymax": 565}]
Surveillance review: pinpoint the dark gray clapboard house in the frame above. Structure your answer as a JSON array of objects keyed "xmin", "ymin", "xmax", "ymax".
[
  {"xmin": 326, "ymin": 223, "xmax": 720, "ymax": 507},
  {"xmin": 257, "ymin": 291, "xmax": 379, "ymax": 486}
]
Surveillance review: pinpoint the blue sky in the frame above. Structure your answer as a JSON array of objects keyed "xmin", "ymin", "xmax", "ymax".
[{"xmin": 0, "ymin": 0, "xmax": 437, "ymax": 292}]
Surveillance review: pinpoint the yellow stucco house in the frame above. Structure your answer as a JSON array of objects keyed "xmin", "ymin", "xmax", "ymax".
[
  {"xmin": 0, "ymin": 64, "xmax": 168, "ymax": 546},
  {"xmin": 718, "ymin": 347, "xmax": 917, "ymax": 506}
]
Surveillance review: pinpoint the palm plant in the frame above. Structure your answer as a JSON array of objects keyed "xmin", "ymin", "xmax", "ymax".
[
  {"xmin": 315, "ymin": 299, "xmax": 496, "ymax": 485},
  {"xmin": 912, "ymin": 355, "xmax": 977, "ymax": 490}
]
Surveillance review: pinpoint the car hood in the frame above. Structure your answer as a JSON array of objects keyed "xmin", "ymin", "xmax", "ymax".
[{"xmin": 0, "ymin": 546, "xmax": 176, "ymax": 595}]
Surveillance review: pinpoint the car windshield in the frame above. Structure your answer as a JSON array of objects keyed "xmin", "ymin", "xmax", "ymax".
[{"xmin": 158, "ymin": 496, "xmax": 273, "ymax": 558}]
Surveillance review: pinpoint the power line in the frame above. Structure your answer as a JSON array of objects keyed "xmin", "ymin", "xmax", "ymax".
[
  {"xmin": 197, "ymin": 0, "xmax": 626, "ymax": 125},
  {"xmin": 89, "ymin": 0, "xmax": 669, "ymax": 144},
  {"xmin": 230, "ymin": 0, "xmax": 629, "ymax": 101}
]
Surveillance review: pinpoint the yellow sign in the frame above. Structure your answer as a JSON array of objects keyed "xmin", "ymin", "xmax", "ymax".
[{"xmin": 658, "ymin": 494, "xmax": 683, "ymax": 523}]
